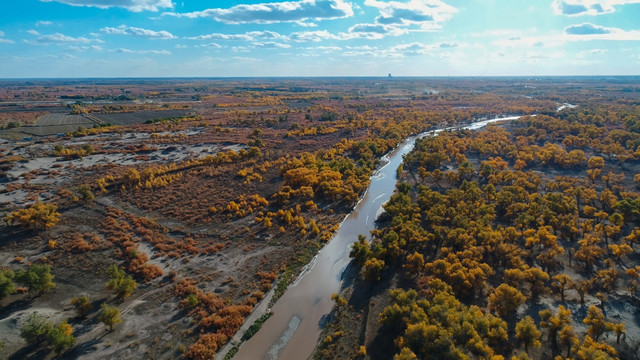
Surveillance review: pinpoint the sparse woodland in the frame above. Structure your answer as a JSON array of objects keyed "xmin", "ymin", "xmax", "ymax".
[{"xmin": 317, "ymin": 100, "xmax": 640, "ymax": 360}]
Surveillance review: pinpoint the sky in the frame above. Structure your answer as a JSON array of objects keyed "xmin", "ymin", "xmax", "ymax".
[{"xmin": 0, "ymin": 0, "xmax": 639, "ymax": 77}]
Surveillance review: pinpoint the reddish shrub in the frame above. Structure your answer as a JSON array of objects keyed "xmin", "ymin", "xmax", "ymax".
[{"xmin": 184, "ymin": 333, "xmax": 227, "ymax": 360}]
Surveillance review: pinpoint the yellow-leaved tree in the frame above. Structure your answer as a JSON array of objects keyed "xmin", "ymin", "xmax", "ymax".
[{"xmin": 5, "ymin": 202, "xmax": 60, "ymax": 229}]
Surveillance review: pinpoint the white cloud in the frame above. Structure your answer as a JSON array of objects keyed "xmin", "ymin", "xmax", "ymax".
[
  {"xmin": 341, "ymin": 49, "xmax": 378, "ymax": 57},
  {"xmin": 232, "ymin": 46, "xmax": 250, "ymax": 52},
  {"xmin": 190, "ymin": 24, "xmax": 407, "ymax": 45},
  {"xmin": 0, "ymin": 31, "xmax": 11, "ymax": 43},
  {"xmin": 289, "ymin": 30, "xmax": 342, "ymax": 42},
  {"xmin": 252, "ymin": 42, "xmax": 291, "ymax": 49},
  {"xmin": 552, "ymin": 0, "xmax": 640, "ymax": 16},
  {"xmin": 68, "ymin": 45, "xmax": 103, "ymax": 51},
  {"xmin": 340, "ymin": 41, "xmax": 456, "ymax": 58},
  {"xmin": 101, "ymin": 25, "xmax": 175, "ymax": 39},
  {"xmin": 113, "ymin": 48, "xmax": 171, "ymax": 55},
  {"xmin": 346, "ymin": 45, "xmax": 379, "ymax": 50},
  {"xmin": 364, "ymin": 0, "xmax": 457, "ymax": 27},
  {"xmin": 347, "ymin": 23, "xmax": 408, "ymax": 39},
  {"xmin": 565, "ymin": 23, "xmax": 611, "ymax": 35},
  {"xmin": 390, "ymin": 42, "xmax": 430, "ymax": 56},
  {"xmin": 437, "ymin": 41, "xmax": 457, "ymax": 48},
  {"xmin": 296, "ymin": 21, "xmax": 318, "ymax": 27},
  {"xmin": 40, "ymin": 0, "xmax": 173, "ymax": 12},
  {"xmin": 306, "ymin": 45, "xmax": 342, "ymax": 51},
  {"xmin": 563, "ymin": 23, "xmax": 640, "ymax": 40},
  {"xmin": 188, "ymin": 30, "xmax": 286, "ymax": 42},
  {"xmin": 299, "ymin": 45, "xmax": 341, "ymax": 56},
  {"xmin": 198, "ymin": 42, "xmax": 222, "ymax": 48},
  {"xmin": 252, "ymin": 31, "xmax": 288, "ymax": 41},
  {"xmin": 26, "ymin": 32, "xmax": 103, "ymax": 45},
  {"xmin": 36, "ymin": 21, "xmax": 53, "ymax": 26},
  {"xmin": 389, "ymin": 41, "xmax": 457, "ymax": 55},
  {"xmin": 163, "ymin": 0, "xmax": 353, "ymax": 24},
  {"xmin": 491, "ymin": 24, "xmax": 640, "ymax": 51},
  {"xmin": 288, "ymin": 25, "xmax": 407, "ymax": 42},
  {"xmin": 231, "ymin": 56, "xmax": 261, "ymax": 62},
  {"xmin": 190, "ymin": 33, "xmax": 253, "ymax": 41}
]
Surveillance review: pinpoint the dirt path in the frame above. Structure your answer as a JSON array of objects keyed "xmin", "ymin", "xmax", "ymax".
[{"xmin": 119, "ymin": 286, "xmax": 165, "ymax": 317}]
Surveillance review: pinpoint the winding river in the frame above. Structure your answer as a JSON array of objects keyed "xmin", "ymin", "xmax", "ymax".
[{"xmin": 234, "ymin": 115, "xmax": 523, "ymax": 360}]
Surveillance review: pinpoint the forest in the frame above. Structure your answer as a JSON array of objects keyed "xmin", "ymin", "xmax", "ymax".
[
  {"xmin": 0, "ymin": 77, "xmax": 638, "ymax": 359},
  {"xmin": 316, "ymin": 90, "xmax": 640, "ymax": 360}
]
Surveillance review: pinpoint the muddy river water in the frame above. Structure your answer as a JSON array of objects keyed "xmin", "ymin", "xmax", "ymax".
[{"xmin": 235, "ymin": 115, "xmax": 523, "ymax": 360}]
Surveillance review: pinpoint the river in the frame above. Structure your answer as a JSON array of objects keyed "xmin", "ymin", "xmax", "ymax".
[{"xmin": 233, "ymin": 115, "xmax": 523, "ymax": 360}]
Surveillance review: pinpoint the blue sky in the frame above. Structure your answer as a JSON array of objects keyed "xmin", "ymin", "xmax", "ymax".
[{"xmin": 0, "ymin": 0, "xmax": 639, "ymax": 77}]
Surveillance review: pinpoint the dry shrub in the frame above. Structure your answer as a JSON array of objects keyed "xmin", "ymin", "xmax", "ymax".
[
  {"xmin": 173, "ymin": 279, "xmax": 225, "ymax": 316},
  {"xmin": 259, "ymin": 281, "xmax": 272, "ymax": 292},
  {"xmin": 184, "ymin": 333, "xmax": 227, "ymax": 360},
  {"xmin": 244, "ymin": 297, "xmax": 258, "ymax": 307},
  {"xmin": 257, "ymin": 271, "xmax": 277, "ymax": 291},
  {"xmin": 256, "ymin": 271, "xmax": 277, "ymax": 281},
  {"xmin": 127, "ymin": 251, "xmax": 163, "ymax": 281},
  {"xmin": 204, "ymin": 243, "xmax": 225, "ymax": 254},
  {"xmin": 137, "ymin": 264, "xmax": 163, "ymax": 281},
  {"xmin": 65, "ymin": 234, "xmax": 95, "ymax": 253},
  {"xmin": 135, "ymin": 226, "xmax": 153, "ymax": 237},
  {"xmin": 200, "ymin": 305, "xmax": 252, "ymax": 337}
]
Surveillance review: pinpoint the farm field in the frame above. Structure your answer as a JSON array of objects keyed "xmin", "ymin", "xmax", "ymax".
[
  {"xmin": 0, "ymin": 77, "xmax": 638, "ymax": 360},
  {"xmin": 89, "ymin": 110, "xmax": 194, "ymax": 126},
  {"xmin": 16, "ymin": 114, "xmax": 95, "ymax": 137}
]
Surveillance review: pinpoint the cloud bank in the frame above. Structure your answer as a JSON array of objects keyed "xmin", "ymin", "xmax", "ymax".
[
  {"xmin": 552, "ymin": 0, "xmax": 640, "ymax": 16},
  {"xmin": 164, "ymin": 0, "xmax": 353, "ymax": 24},
  {"xmin": 40, "ymin": 0, "xmax": 173, "ymax": 12},
  {"xmin": 365, "ymin": 0, "xmax": 457, "ymax": 27},
  {"xmin": 102, "ymin": 25, "xmax": 175, "ymax": 39},
  {"xmin": 563, "ymin": 23, "xmax": 640, "ymax": 40},
  {"xmin": 25, "ymin": 31, "xmax": 103, "ymax": 45},
  {"xmin": 564, "ymin": 23, "xmax": 611, "ymax": 35},
  {"xmin": 114, "ymin": 48, "xmax": 171, "ymax": 55}
]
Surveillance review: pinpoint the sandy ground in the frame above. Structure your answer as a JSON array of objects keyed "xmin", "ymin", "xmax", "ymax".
[{"xmin": 0, "ymin": 126, "xmax": 245, "ymax": 206}]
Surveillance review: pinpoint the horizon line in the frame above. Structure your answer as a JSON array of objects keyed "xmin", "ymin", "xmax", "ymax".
[{"xmin": 1, "ymin": 75, "xmax": 640, "ymax": 81}]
